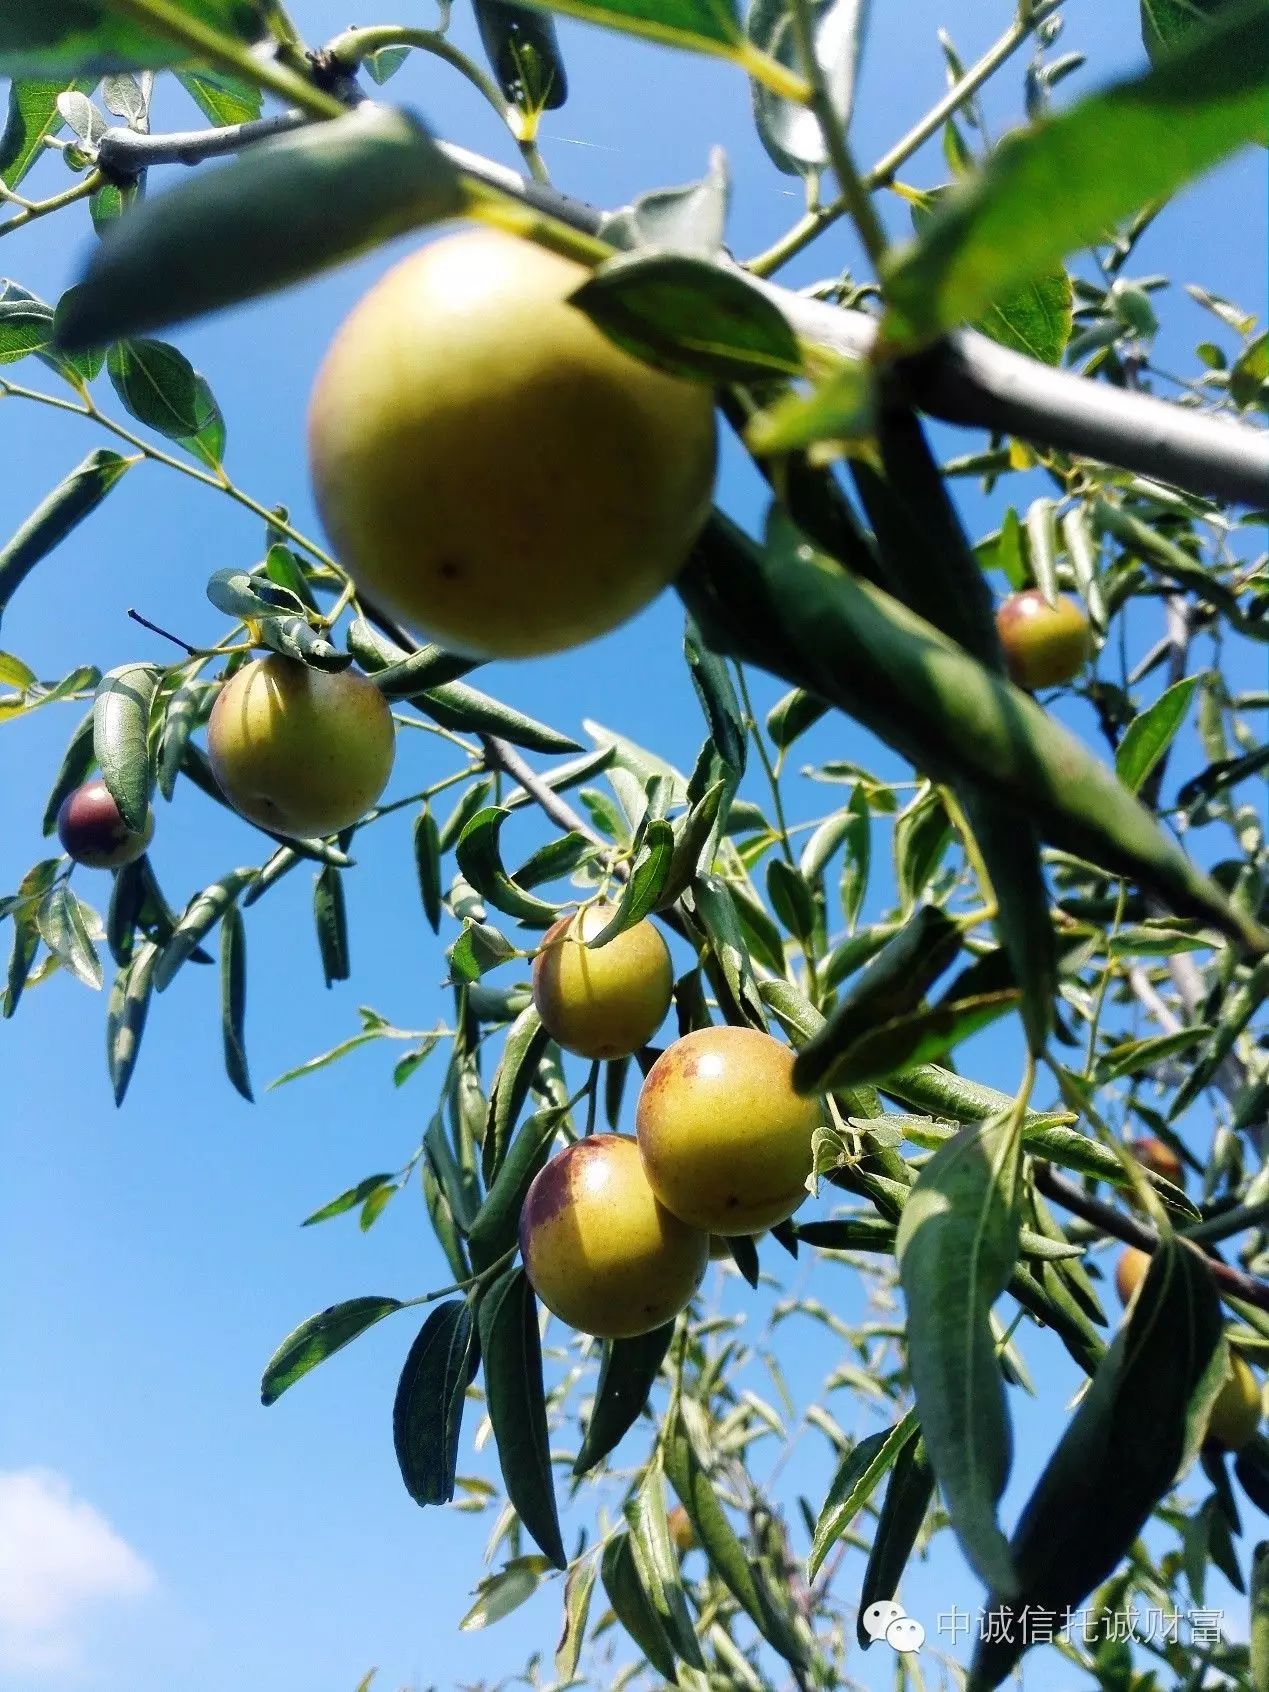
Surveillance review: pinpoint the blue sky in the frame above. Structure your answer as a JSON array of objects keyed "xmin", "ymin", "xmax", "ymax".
[{"xmin": 0, "ymin": 3, "xmax": 1265, "ymax": 1688}]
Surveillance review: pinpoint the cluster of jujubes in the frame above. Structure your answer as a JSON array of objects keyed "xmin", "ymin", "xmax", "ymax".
[{"xmin": 521, "ymin": 906, "xmax": 820, "ymax": 1339}]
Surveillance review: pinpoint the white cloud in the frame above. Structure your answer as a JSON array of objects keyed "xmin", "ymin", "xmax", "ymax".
[{"xmin": 0, "ymin": 1469, "xmax": 155, "ymax": 1675}]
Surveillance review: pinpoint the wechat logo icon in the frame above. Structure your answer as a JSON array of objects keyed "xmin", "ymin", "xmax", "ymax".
[{"xmin": 861, "ymin": 1599, "xmax": 926, "ymax": 1654}]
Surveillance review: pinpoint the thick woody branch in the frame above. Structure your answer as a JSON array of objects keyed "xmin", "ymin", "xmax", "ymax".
[
  {"xmin": 1033, "ymin": 1163, "xmax": 1269, "ymax": 1312},
  {"xmin": 86, "ymin": 117, "xmax": 1269, "ymax": 509}
]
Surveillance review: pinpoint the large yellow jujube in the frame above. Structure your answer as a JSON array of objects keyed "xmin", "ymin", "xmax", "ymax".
[
  {"xmin": 307, "ymin": 229, "xmax": 717, "ymax": 659},
  {"xmin": 1206, "ymin": 1352, "xmax": 1262, "ymax": 1452},
  {"xmin": 207, "ymin": 655, "xmax": 395, "ymax": 838},
  {"xmin": 531, "ymin": 902, "xmax": 673, "ymax": 1060},
  {"xmin": 519, "ymin": 1134, "xmax": 708, "ymax": 1339},
  {"xmin": 635, "ymin": 1025, "xmax": 820, "ymax": 1235}
]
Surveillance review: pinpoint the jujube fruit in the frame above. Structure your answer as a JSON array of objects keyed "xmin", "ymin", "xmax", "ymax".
[
  {"xmin": 636, "ymin": 1026, "xmax": 820, "ymax": 1235},
  {"xmin": 1206, "ymin": 1352, "xmax": 1262, "ymax": 1451},
  {"xmin": 1114, "ymin": 1245, "xmax": 1151, "ymax": 1306},
  {"xmin": 519, "ymin": 1134, "xmax": 707, "ymax": 1339},
  {"xmin": 207, "ymin": 655, "xmax": 394, "ymax": 838},
  {"xmin": 307, "ymin": 228, "xmax": 717, "ymax": 659},
  {"xmin": 996, "ymin": 589, "xmax": 1092, "ymax": 690},
  {"xmin": 531, "ymin": 902, "xmax": 673, "ymax": 1060},
  {"xmin": 1129, "ymin": 1135, "xmax": 1185, "ymax": 1188},
  {"xmin": 56, "ymin": 778, "xmax": 153, "ymax": 869}
]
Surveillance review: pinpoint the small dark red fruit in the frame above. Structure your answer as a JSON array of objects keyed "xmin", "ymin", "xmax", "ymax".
[
  {"xmin": 56, "ymin": 778, "xmax": 153, "ymax": 869},
  {"xmin": 996, "ymin": 589, "xmax": 1092, "ymax": 690}
]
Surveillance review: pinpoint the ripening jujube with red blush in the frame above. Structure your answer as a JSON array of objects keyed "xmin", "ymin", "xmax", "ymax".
[
  {"xmin": 996, "ymin": 588, "xmax": 1092, "ymax": 690},
  {"xmin": 518, "ymin": 1134, "xmax": 707, "ymax": 1339},
  {"xmin": 56, "ymin": 778, "xmax": 153, "ymax": 869},
  {"xmin": 531, "ymin": 902, "xmax": 672, "ymax": 1060},
  {"xmin": 307, "ymin": 229, "xmax": 717, "ymax": 660},
  {"xmin": 207, "ymin": 654, "xmax": 394, "ymax": 839},
  {"xmin": 636, "ymin": 1025, "xmax": 820, "ymax": 1235}
]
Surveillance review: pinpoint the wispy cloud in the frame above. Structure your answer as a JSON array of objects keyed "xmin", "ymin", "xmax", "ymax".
[{"xmin": 0, "ymin": 1469, "xmax": 155, "ymax": 1675}]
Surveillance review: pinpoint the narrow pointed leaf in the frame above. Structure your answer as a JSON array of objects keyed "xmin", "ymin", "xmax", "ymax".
[
  {"xmin": 575, "ymin": 1323, "xmax": 675, "ymax": 1475},
  {"xmin": 0, "ymin": 450, "xmax": 131, "ymax": 623},
  {"xmin": 477, "ymin": 1268, "xmax": 565, "ymax": 1569},
  {"xmin": 261, "ymin": 1296, "xmax": 404, "ymax": 1406},
  {"xmin": 896, "ymin": 1115, "xmax": 1022, "ymax": 1595},
  {"xmin": 393, "ymin": 1300, "xmax": 478, "ymax": 1506},
  {"xmin": 220, "ymin": 905, "xmax": 251, "ymax": 1101}
]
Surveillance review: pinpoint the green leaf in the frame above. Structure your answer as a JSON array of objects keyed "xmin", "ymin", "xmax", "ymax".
[
  {"xmin": 3, "ymin": 857, "xmax": 59, "ymax": 1018},
  {"xmin": 205, "ymin": 567, "xmax": 305, "ymax": 622},
  {"xmin": 554, "ymin": 1555, "xmax": 598, "ymax": 1682},
  {"xmin": 0, "ymin": 2, "xmax": 267, "ymax": 77},
  {"xmin": 105, "ymin": 936, "xmax": 157, "ymax": 1104},
  {"xmin": 2, "ymin": 78, "xmax": 93, "ymax": 189},
  {"xmin": 793, "ymin": 904, "xmax": 961, "ymax": 1093},
  {"xmin": 1095, "ymin": 1024, "xmax": 1212, "ymax": 1082},
  {"xmin": 302, "ymin": 1174, "xmax": 395, "ymax": 1227},
  {"xmin": 414, "ymin": 680, "xmax": 580, "ymax": 754},
  {"xmin": 175, "ymin": 67, "xmax": 261, "ymax": 124},
  {"xmin": 93, "ymin": 662, "xmax": 161, "ymax": 833},
  {"xmin": 219, "ymin": 904, "xmax": 251, "ymax": 1101},
  {"xmin": 477, "ymin": 1267, "xmax": 566, "ymax": 1569},
  {"xmin": 896, "ymin": 1114, "xmax": 1022, "ymax": 1594},
  {"xmin": 574, "ymin": 1323, "xmax": 674, "ymax": 1475},
  {"xmin": 600, "ymin": 148, "xmax": 730, "ymax": 255},
  {"xmin": 260, "ymin": 1295, "xmax": 403, "ymax": 1406},
  {"xmin": 393, "ymin": 1300, "xmax": 478, "ymax": 1506},
  {"xmin": 1141, "ymin": 0, "xmax": 1234, "ymax": 60},
  {"xmin": 748, "ymin": 0, "xmax": 866, "ymax": 176},
  {"xmin": 690, "ymin": 874, "xmax": 766, "ymax": 1028},
  {"xmin": 513, "ymin": 0, "xmax": 746, "ymax": 60},
  {"xmin": 413, "ymin": 808, "xmax": 442, "ymax": 934},
  {"xmin": 893, "ymin": 787, "xmax": 952, "ymax": 911},
  {"xmin": 156, "ymin": 674, "xmax": 211, "ymax": 800},
  {"xmin": 972, "ymin": 1238, "xmax": 1224, "ymax": 1688},
  {"xmin": 625, "ymin": 1460, "xmax": 706, "ymax": 1669},
  {"xmin": 153, "ymin": 866, "xmax": 257, "ymax": 993},
  {"xmin": 455, "ymin": 808, "xmax": 560, "ymax": 928},
  {"xmin": 977, "ymin": 267, "xmax": 1074, "ymax": 366},
  {"xmin": 570, "ymin": 251, "xmax": 801, "ymax": 382},
  {"xmin": 679, "ymin": 515, "xmax": 1265, "ymax": 952},
  {"xmin": 56, "ymin": 107, "xmax": 464, "ymax": 349},
  {"xmin": 857, "ymin": 1426, "xmax": 934, "ymax": 1648},
  {"xmin": 880, "ymin": 2, "xmax": 1269, "ymax": 354},
  {"xmin": 808, "ymin": 989, "xmax": 1021, "ymax": 1090},
  {"xmin": 1116, "ymin": 674, "xmax": 1201, "ymax": 794},
  {"xmin": 0, "ymin": 449, "xmax": 131, "ymax": 624},
  {"xmin": 36, "ymin": 882, "xmax": 101, "ymax": 989},
  {"xmin": 663, "ymin": 1397, "xmax": 809, "ymax": 1670},
  {"xmin": 748, "ymin": 357, "xmax": 876, "ymax": 455},
  {"xmin": 256, "ymin": 614, "xmax": 352, "ymax": 673},
  {"xmin": 467, "ymin": 1105, "xmax": 567, "ymax": 1271},
  {"xmin": 483, "ymin": 1006, "xmax": 551, "ymax": 1185},
  {"xmin": 599, "ymin": 1534, "xmax": 679, "ymax": 1680},
  {"xmin": 460, "ymin": 1556, "xmax": 554, "ymax": 1631},
  {"xmin": 808, "ymin": 1413, "xmax": 920, "ymax": 1581},
  {"xmin": 312, "ymin": 865, "xmax": 350, "ymax": 988},
  {"xmin": 40, "ymin": 706, "xmax": 96, "ymax": 835},
  {"xmin": 592, "ymin": 819, "xmax": 674, "ymax": 943},
  {"xmin": 106, "ymin": 338, "xmax": 225, "ymax": 466},
  {"xmin": 473, "ymin": 0, "xmax": 568, "ymax": 110}
]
